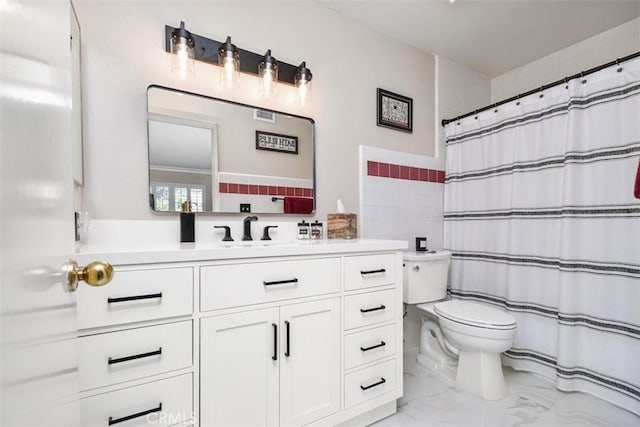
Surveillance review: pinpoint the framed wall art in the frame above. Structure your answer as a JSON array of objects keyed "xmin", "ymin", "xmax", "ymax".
[
  {"xmin": 255, "ymin": 130, "xmax": 298, "ymax": 154},
  {"xmin": 377, "ymin": 88, "xmax": 413, "ymax": 133}
]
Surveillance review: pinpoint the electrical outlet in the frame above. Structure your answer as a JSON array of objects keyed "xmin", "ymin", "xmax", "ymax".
[{"xmin": 240, "ymin": 203, "xmax": 251, "ymax": 213}]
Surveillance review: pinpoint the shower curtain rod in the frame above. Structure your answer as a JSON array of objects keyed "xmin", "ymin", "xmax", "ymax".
[{"xmin": 441, "ymin": 50, "xmax": 640, "ymax": 127}]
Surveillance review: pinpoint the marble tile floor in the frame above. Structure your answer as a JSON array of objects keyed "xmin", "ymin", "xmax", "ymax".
[{"xmin": 372, "ymin": 351, "xmax": 640, "ymax": 427}]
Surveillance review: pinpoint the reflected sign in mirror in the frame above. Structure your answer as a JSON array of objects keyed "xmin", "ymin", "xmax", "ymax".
[{"xmin": 147, "ymin": 86, "xmax": 315, "ymax": 214}]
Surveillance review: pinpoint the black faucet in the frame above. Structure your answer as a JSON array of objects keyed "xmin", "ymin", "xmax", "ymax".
[
  {"xmin": 261, "ymin": 225, "xmax": 279, "ymax": 241},
  {"xmin": 242, "ymin": 215, "xmax": 258, "ymax": 241},
  {"xmin": 214, "ymin": 225, "xmax": 234, "ymax": 242}
]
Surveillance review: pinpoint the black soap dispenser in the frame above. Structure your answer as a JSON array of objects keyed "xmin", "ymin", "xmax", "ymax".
[{"xmin": 180, "ymin": 201, "xmax": 195, "ymax": 243}]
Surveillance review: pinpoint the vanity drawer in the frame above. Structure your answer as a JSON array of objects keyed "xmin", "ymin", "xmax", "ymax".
[
  {"xmin": 78, "ymin": 267, "xmax": 193, "ymax": 330},
  {"xmin": 344, "ymin": 359, "xmax": 396, "ymax": 409},
  {"xmin": 344, "ymin": 253, "xmax": 397, "ymax": 290},
  {"xmin": 80, "ymin": 374, "xmax": 193, "ymax": 426},
  {"xmin": 344, "ymin": 289, "xmax": 396, "ymax": 330},
  {"xmin": 200, "ymin": 257, "xmax": 340, "ymax": 311},
  {"xmin": 344, "ymin": 324, "xmax": 396, "ymax": 370},
  {"xmin": 79, "ymin": 321, "xmax": 192, "ymax": 391}
]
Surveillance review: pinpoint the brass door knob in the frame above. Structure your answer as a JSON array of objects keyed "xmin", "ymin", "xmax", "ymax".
[{"xmin": 66, "ymin": 260, "xmax": 114, "ymax": 292}]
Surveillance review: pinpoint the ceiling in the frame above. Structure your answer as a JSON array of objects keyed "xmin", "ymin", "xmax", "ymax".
[{"xmin": 317, "ymin": 0, "xmax": 640, "ymax": 77}]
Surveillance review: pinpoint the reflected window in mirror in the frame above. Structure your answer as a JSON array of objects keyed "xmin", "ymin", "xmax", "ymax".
[{"xmin": 148, "ymin": 118, "xmax": 213, "ymax": 212}]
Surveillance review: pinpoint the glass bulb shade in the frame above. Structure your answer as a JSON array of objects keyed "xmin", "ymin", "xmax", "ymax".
[
  {"xmin": 220, "ymin": 56, "xmax": 240, "ymax": 88},
  {"xmin": 218, "ymin": 49, "xmax": 240, "ymax": 89},
  {"xmin": 295, "ymin": 78, "xmax": 312, "ymax": 106},
  {"xmin": 170, "ymin": 36, "xmax": 195, "ymax": 79},
  {"xmin": 258, "ymin": 62, "xmax": 278, "ymax": 98}
]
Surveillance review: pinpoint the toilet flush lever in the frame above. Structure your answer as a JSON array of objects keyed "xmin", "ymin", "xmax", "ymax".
[{"xmin": 413, "ymin": 265, "xmax": 420, "ymax": 272}]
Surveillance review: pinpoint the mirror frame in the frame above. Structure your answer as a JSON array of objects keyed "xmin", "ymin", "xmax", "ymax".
[{"xmin": 146, "ymin": 85, "xmax": 316, "ymax": 215}]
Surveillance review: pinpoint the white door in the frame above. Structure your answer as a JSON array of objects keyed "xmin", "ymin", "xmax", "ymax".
[
  {"xmin": 280, "ymin": 298, "xmax": 341, "ymax": 427},
  {"xmin": 1, "ymin": 1, "xmax": 85, "ymax": 425},
  {"xmin": 200, "ymin": 308, "xmax": 280, "ymax": 427}
]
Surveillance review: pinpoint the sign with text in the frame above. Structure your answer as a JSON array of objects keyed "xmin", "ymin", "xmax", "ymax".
[{"xmin": 255, "ymin": 131, "xmax": 298, "ymax": 154}]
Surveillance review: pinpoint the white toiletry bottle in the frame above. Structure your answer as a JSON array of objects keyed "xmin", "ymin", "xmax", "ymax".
[
  {"xmin": 297, "ymin": 220, "xmax": 310, "ymax": 239},
  {"xmin": 310, "ymin": 220, "xmax": 323, "ymax": 240}
]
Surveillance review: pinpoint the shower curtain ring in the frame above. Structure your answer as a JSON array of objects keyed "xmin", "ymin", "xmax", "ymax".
[
  {"xmin": 616, "ymin": 59, "xmax": 623, "ymax": 73},
  {"xmin": 474, "ymin": 110, "xmax": 478, "ymax": 120},
  {"xmin": 539, "ymin": 86, "xmax": 544, "ymax": 98},
  {"xmin": 516, "ymin": 94, "xmax": 520, "ymax": 106},
  {"xmin": 581, "ymin": 71, "xmax": 587, "ymax": 84},
  {"xmin": 564, "ymin": 77, "xmax": 569, "ymax": 89}
]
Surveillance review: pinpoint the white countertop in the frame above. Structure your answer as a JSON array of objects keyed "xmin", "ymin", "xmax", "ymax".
[{"xmin": 75, "ymin": 239, "xmax": 408, "ymax": 265}]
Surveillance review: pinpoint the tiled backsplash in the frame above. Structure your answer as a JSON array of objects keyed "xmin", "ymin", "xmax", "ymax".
[
  {"xmin": 217, "ymin": 172, "xmax": 313, "ymax": 213},
  {"xmin": 359, "ymin": 145, "xmax": 445, "ymax": 250},
  {"xmin": 367, "ymin": 161, "xmax": 445, "ymax": 183}
]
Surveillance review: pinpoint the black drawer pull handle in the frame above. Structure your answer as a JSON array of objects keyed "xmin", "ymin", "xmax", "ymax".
[
  {"xmin": 360, "ymin": 377, "xmax": 386, "ymax": 391},
  {"xmin": 284, "ymin": 320, "xmax": 291, "ymax": 358},
  {"xmin": 107, "ymin": 292, "xmax": 162, "ymax": 304},
  {"xmin": 272, "ymin": 323, "xmax": 278, "ymax": 361},
  {"xmin": 108, "ymin": 403, "xmax": 162, "ymax": 425},
  {"xmin": 108, "ymin": 347, "xmax": 162, "ymax": 365},
  {"xmin": 263, "ymin": 278, "xmax": 298, "ymax": 286},
  {"xmin": 360, "ymin": 268, "xmax": 386, "ymax": 275},
  {"xmin": 360, "ymin": 304, "xmax": 386, "ymax": 313},
  {"xmin": 360, "ymin": 341, "xmax": 386, "ymax": 352}
]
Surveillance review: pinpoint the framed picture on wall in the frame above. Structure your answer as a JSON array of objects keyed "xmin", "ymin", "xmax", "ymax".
[
  {"xmin": 377, "ymin": 88, "xmax": 413, "ymax": 133},
  {"xmin": 255, "ymin": 130, "xmax": 299, "ymax": 154}
]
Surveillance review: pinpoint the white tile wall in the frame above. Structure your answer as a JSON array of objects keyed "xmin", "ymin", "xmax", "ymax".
[
  {"xmin": 359, "ymin": 145, "xmax": 445, "ymax": 251},
  {"xmin": 492, "ymin": 18, "xmax": 640, "ymax": 102}
]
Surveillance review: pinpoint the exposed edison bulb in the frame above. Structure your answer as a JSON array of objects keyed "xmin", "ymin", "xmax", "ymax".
[
  {"xmin": 170, "ymin": 22, "xmax": 194, "ymax": 79},
  {"xmin": 260, "ymin": 69, "xmax": 277, "ymax": 98},
  {"xmin": 218, "ymin": 36, "xmax": 240, "ymax": 89},
  {"xmin": 258, "ymin": 50, "xmax": 278, "ymax": 98},
  {"xmin": 294, "ymin": 62, "xmax": 312, "ymax": 106},
  {"xmin": 296, "ymin": 79, "xmax": 311, "ymax": 106},
  {"xmin": 173, "ymin": 43, "xmax": 194, "ymax": 79},
  {"xmin": 221, "ymin": 57, "xmax": 239, "ymax": 88}
]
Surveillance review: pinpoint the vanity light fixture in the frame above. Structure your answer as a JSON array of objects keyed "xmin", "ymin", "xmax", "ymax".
[
  {"xmin": 294, "ymin": 61, "xmax": 313, "ymax": 106},
  {"xmin": 169, "ymin": 21, "xmax": 195, "ymax": 79},
  {"xmin": 218, "ymin": 36, "xmax": 240, "ymax": 89},
  {"xmin": 164, "ymin": 22, "xmax": 313, "ymax": 104},
  {"xmin": 258, "ymin": 49, "xmax": 278, "ymax": 98}
]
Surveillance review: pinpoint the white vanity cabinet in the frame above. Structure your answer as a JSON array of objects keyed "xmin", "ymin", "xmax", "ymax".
[
  {"xmin": 76, "ymin": 239, "xmax": 405, "ymax": 427},
  {"xmin": 200, "ymin": 298, "xmax": 340, "ymax": 427},
  {"xmin": 77, "ymin": 265, "xmax": 195, "ymax": 427}
]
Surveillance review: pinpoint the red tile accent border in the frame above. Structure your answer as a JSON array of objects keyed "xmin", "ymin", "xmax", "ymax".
[
  {"xmin": 367, "ymin": 160, "xmax": 445, "ymax": 184},
  {"xmin": 219, "ymin": 182, "xmax": 314, "ymax": 197}
]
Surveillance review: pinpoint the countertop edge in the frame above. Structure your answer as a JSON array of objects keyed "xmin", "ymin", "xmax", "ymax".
[{"xmin": 75, "ymin": 239, "xmax": 409, "ymax": 265}]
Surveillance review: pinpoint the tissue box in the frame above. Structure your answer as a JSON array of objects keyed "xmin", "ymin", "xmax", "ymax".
[{"xmin": 327, "ymin": 213, "xmax": 357, "ymax": 239}]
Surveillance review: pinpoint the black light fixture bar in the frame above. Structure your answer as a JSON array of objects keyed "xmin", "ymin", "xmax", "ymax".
[{"xmin": 164, "ymin": 25, "xmax": 300, "ymax": 85}]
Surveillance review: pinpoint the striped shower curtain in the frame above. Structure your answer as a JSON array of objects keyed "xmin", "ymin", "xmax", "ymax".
[{"xmin": 443, "ymin": 56, "xmax": 640, "ymax": 415}]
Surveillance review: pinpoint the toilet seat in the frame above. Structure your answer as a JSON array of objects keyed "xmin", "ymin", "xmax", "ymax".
[{"xmin": 434, "ymin": 300, "xmax": 516, "ymax": 330}]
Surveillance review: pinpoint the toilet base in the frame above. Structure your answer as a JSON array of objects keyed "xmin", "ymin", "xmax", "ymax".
[
  {"xmin": 416, "ymin": 352, "xmax": 456, "ymax": 386},
  {"xmin": 456, "ymin": 351, "xmax": 508, "ymax": 400}
]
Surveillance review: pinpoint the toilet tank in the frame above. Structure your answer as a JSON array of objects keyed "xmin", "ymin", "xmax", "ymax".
[{"xmin": 402, "ymin": 251, "xmax": 451, "ymax": 304}]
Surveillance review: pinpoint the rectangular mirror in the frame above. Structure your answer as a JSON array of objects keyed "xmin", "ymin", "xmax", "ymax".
[{"xmin": 147, "ymin": 86, "xmax": 315, "ymax": 214}]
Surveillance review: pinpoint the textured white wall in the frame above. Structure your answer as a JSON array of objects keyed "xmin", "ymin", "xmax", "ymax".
[
  {"xmin": 73, "ymin": 0, "xmax": 435, "ymax": 221},
  {"xmin": 435, "ymin": 55, "xmax": 491, "ymax": 157},
  {"xmin": 492, "ymin": 18, "xmax": 640, "ymax": 102}
]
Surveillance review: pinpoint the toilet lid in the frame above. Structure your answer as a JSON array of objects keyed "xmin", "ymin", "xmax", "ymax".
[
  {"xmin": 402, "ymin": 250, "xmax": 451, "ymax": 261},
  {"xmin": 434, "ymin": 300, "xmax": 516, "ymax": 329}
]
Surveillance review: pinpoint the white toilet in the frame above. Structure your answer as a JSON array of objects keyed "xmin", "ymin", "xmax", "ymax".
[{"xmin": 403, "ymin": 250, "xmax": 517, "ymax": 400}]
